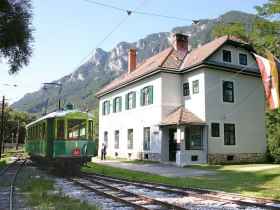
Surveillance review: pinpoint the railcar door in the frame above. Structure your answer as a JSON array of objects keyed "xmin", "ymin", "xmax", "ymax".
[{"xmin": 46, "ymin": 118, "xmax": 54, "ymax": 157}]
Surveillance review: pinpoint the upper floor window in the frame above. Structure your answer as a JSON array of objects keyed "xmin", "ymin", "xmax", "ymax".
[
  {"xmin": 183, "ymin": 82, "xmax": 189, "ymax": 96},
  {"xmin": 223, "ymin": 81, "xmax": 234, "ymax": 103},
  {"xmin": 239, "ymin": 53, "xmax": 247, "ymax": 65},
  {"xmin": 211, "ymin": 123, "xmax": 220, "ymax": 137},
  {"xmin": 223, "ymin": 50, "xmax": 231, "ymax": 62},
  {"xmin": 140, "ymin": 86, "xmax": 153, "ymax": 106},
  {"xmin": 113, "ymin": 96, "xmax": 122, "ymax": 113},
  {"xmin": 102, "ymin": 100, "xmax": 110, "ymax": 115},
  {"xmin": 193, "ymin": 80, "xmax": 199, "ymax": 94},
  {"xmin": 224, "ymin": 124, "xmax": 235, "ymax": 145},
  {"xmin": 125, "ymin": 91, "xmax": 136, "ymax": 110}
]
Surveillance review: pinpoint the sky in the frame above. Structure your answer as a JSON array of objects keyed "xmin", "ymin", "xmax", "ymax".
[{"xmin": 0, "ymin": 0, "xmax": 268, "ymax": 104}]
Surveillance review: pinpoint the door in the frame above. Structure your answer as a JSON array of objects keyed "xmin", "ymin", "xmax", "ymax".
[{"xmin": 169, "ymin": 129, "xmax": 177, "ymax": 161}]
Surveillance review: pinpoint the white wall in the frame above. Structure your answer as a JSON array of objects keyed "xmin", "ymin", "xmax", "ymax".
[
  {"xmin": 204, "ymin": 68, "xmax": 266, "ymax": 154},
  {"xmin": 99, "ymin": 73, "xmax": 163, "ymax": 158},
  {"xmin": 182, "ymin": 69, "xmax": 206, "ymax": 120}
]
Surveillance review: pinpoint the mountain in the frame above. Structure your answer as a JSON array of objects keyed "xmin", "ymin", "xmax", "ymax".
[{"xmin": 12, "ymin": 11, "xmax": 257, "ymax": 115}]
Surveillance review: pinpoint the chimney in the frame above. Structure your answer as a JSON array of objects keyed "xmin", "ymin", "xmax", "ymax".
[
  {"xmin": 128, "ymin": 49, "xmax": 136, "ymax": 73},
  {"xmin": 172, "ymin": 34, "xmax": 188, "ymax": 51}
]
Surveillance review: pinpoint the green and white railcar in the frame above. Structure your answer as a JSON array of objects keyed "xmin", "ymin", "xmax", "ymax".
[{"xmin": 25, "ymin": 108, "xmax": 94, "ymax": 171}]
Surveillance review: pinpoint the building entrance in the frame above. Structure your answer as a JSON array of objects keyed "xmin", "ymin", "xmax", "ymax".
[{"xmin": 169, "ymin": 129, "xmax": 177, "ymax": 161}]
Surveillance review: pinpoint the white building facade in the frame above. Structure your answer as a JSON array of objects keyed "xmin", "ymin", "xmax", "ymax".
[{"xmin": 96, "ymin": 34, "xmax": 267, "ymax": 165}]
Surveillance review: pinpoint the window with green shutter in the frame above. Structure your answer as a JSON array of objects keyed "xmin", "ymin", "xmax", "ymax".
[
  {"xmin": 102, "ymin": 100, "xmax": 110, "ymax": 115},
  {"xmin": 125, "ymin": 92, "xmax": 136, "ymax": 110},
  {"xmin": 113, "ymin": 96, "xmax": 122, "ymax": 113},
  {"xmin": 140, "ymin": 85, "xmax": 153, "ymax": 106}
]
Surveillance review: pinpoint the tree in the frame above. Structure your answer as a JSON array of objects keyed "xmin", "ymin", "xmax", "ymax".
[
  {"xmin": 92, "ymin": 108, "xmax": 99, "ymax": 156},
  {"xmin": 211, "ymin": 0, "xmax": 280, "ymax": 162},
  {"xmin": 0, "ymin": 0, "xmax": 34, "ymax": 74}
]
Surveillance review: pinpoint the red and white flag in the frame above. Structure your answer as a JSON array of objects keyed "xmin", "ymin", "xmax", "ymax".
[{"xmin": 254, "ymin": 53, "xmax": 280, "ymax": 109}]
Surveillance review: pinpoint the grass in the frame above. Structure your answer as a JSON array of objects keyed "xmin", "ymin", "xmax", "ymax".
[
  {"xmin": 82, "ymin": 162, "xmax": 280, "ymax": 199},
  {"xmin": 20, "ymin": 174, "xmax": 99, "ymax": 210}
]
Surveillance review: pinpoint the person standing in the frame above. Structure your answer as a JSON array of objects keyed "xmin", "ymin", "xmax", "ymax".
[{"xmin": 101, "ymin": 143, "xmax": 106, "ymax": 160}]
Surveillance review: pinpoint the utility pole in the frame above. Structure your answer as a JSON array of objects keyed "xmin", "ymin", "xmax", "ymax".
[
  {"xmin": 0, "ymin": 96, "xmax": 5, "ymax": 160},
  {"xmin": 16, "ymin": 121, "xmax": 20, "ymax": 150}
]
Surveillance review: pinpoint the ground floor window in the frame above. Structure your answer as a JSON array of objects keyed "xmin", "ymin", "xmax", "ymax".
[
  {"xmin": 185, "ymin": 125, "xmax": 203, "ymax": 150},
  {"xmin": 104, "ymin": 131, "xmax": 108, "ymax": 146},
  {"xmin": 128, "ymin": 129, "xmax": 133, "ymax": 149},
  {"xmin": 115, "ymin": 130, "xmax": 119, "ymax": 149},
  {"xmin": 143, "ymin": 127, "xmax": 150, "ymax": 150},
  {"xmin": 224, "ymin": 123, "xmax": 235, "ymax": 145}
]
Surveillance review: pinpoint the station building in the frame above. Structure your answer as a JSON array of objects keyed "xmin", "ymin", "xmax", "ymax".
[{"xmin": 95, "ymin": 34, "xmax": 266, "ymax": 165}]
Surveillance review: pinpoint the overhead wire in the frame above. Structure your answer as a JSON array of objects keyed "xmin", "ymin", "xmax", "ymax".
[{"xmin": 69, "ymin": 0, "xmax": 149, "ymax": 77}]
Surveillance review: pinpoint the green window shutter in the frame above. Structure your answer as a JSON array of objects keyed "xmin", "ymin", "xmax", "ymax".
[
  {"xmin": 113, "ymin": 98, "xmax": 116, "ymax": 113},
  {"xmin": 125, "ymin": 94, "xmax": 128, "ymax": 110},
  {"xmin": 132, "ymin": 91, "xmax": 136, "ymax": 108},
  {"xmin": 149, "ymin": 85, "xmax": 153, "ymax": 104},
  {"xmin": 119, "ymin": 97, "xmax": 122, "ymax": 111},
  {"xmin": 102, "ymin": 102, "xmax": 105, "ymax": 115},
  {"xmin": 140, "ymin": 89, "xmax": 144, "ymax": 106},
  {"xmin": 107, "ymin": 101, "xmax": 110, "ymax": 114}
]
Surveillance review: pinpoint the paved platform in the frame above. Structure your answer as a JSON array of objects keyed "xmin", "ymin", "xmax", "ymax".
[{"xmin": 91, "ymin": 157, "xmax": 217, "ymax": 177}]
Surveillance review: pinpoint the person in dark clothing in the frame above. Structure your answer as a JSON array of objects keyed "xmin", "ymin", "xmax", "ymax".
[{"xmin": 101, "ymin": 143, "xmax": 106, "ymax": 160}]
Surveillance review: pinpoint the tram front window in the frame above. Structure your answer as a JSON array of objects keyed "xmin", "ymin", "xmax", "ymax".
[{"xmin": 67, "ymin": 119, "xmax": 86, "ymax": 139}]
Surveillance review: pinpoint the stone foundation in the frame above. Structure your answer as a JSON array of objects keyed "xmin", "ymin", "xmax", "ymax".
[
  {"xmin": 208, "ymin": 153, "xmax": 266, "ymax": 164},
  {"xmin": 141, "ymin": 153, "xmax": 161, "ymax": 162}
]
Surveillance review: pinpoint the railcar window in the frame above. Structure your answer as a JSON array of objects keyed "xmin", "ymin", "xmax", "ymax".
[
  {"xmin": 42, "ymin": 122, "xmax": 46, "ymax": 140},
  {"xmin": 57, "ymin": 119, "xmax": 65, "ymax": 140},
  {"xmin": 67, "ymin": 119, "xmax": 86, "ymax": 139},
  {"xmin": 88, "ymin": 120, "xmax": 93, "ymax": 139}
]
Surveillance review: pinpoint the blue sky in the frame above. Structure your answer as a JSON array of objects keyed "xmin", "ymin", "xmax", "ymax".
[{"xmin": 0, "ymin": 0, "xmax": 268, "ymax": 104}]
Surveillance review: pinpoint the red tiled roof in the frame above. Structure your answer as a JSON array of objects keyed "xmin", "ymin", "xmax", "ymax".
[
  {"xmin": 96, "ymin": 35, "xmax": 250, "ymax": 97},
  {"xmin": 159, "ymin": 106, "xmax": 205, "ymax": 126}
]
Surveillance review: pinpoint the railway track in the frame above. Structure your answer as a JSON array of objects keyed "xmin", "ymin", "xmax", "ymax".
[
  {"xmin": 0, "ymin": 158, "xmax": 26, "ymax": 210},
  {"xmin": 76, "ymin": 172, "xmax": 280, "ymax": 210}
]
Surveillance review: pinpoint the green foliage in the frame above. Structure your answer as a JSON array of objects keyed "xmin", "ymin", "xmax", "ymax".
[
  {"xmin": 92, "ymin": 108, "xmax": 99, "ymax": 155},
  {"xmin": 20, "ymin": 175, "xmax": 98, "ymax": 209},
  {"xmin": 0, "ymin": 0, "xmax": 34, "ymax": 74},
  {"xmin": 0, "ymin": 103, "xmax": 36, "ymax": 144}
]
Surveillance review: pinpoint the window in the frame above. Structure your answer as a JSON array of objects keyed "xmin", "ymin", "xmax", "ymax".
[
  {"xmin": 67, "ymin": 119, "xmax": 86, "ymax": 139},
  {"xmin": 185, "ymin": 126, "xmax": 203, "ymax": 150},
  {"xmin": 104, "ymin": 131, "xmax": 108, "ymax": 146},
  {"xmin": 42, "ymin": 122, "xmax": 46, "ymax": 140},
  {"xmin": 211, "ymin": 123, "xmax": 220, "ymax": 137},
  {"xmin": 88, "ymin": 120, "xmax": 93, "ymax": 139},
  {"xmin": 57, "ymin": 119, "xmax": 64, "ymax": 140},
  {"xmin": 128, "ymin": 129, "xmax": 133, "ymax": 149},
  {"xmin": 125, "ymin": 92, "xmax": 136, "ymax": 110},
  {"xmin": 224, "ymin": 124, "xmax": 235, "ymax": 145},
  {"xmin": 223, "ymin": 50, "xmax": 231, "ymax": 62},
  {"xmin": 114, "ymin": 130, "xmax": 119, "ymax": 149},
  {"xmin": 223, "ymin": 81, "xmax": 234, "ymax": 103},
  {"xmin": 183, "ymin": 82, "xmax": 189, "ymax": 96},
  {"xmin": 113, "ymin": 96, "xmax": 122, "ymax": 113},
  {"xmin": 140, "ymin": 86, "xmax": 153, "ymax": 106},
  {"xmin": 192, "ymin": 80, "xmax": 199, "ymax": 94},
  {"xmin": 191, "ymin": 155, "xmax": 198, "ymax": 161},
  {"xmin": 239, "ymin": 53, "xmax": 247, "ymax": 65},
  {"xmin": 102, "ymin": 100, "xmax": 110, "ymax": 115},
  {"xmin": 143, "ymin": 127, "xmax": 150, "ymax": 150}
]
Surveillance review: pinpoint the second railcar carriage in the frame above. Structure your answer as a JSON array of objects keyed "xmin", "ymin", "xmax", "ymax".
[{"xmin": 25, "ymin": 106, "xmax": 94, "ymax": 171}]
